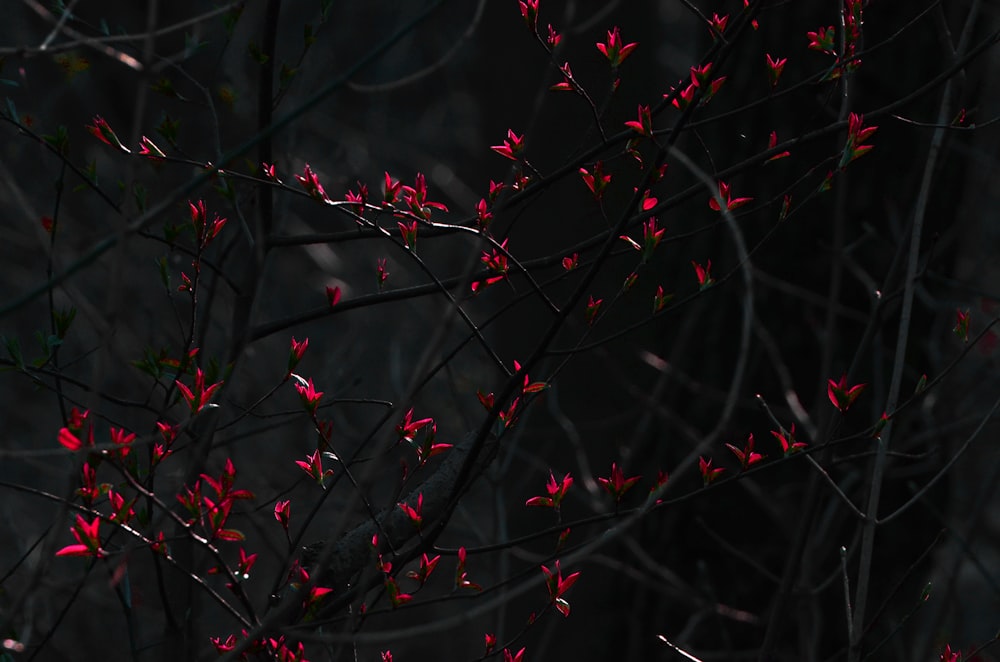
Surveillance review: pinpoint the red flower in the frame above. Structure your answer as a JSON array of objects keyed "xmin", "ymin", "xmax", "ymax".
[
  {"xmin": 210, "ymin": 634, "xmax": 238, "ymax": 655},
  {"xmin": 619, "ymin": 217, "xmax": 663, "ymax": 262},
  {"xmin": 294, "ymin": 377, "xmax": 324, "ymax": 414},
  {"xmin": 725, "ymin": 433, "xmax": 765, "ymax": 470},
  {"xmin": 766, "ymin": 54, "xmax": 787, "ymax": 88},
  {"xmin": 109, "ymin": 426, "xmax": 136, "ymax": 459},
  {"xmin": 175, "ymin": 367, "xmax": 223, "ymax": 414},
  {"xmin": 699, "ymin": 456, "xmax": 725, "ymax": 486},
  {"xmin": 827, "ymin": 374, "xmax": 867, "ymax": 413},
  {"xmin": 842, "ymin": 112, "xmax": 877, "ymax": 166},
  {"xmin": 455, "ymin": 546, "xmax": 481, "ymax": 591},
  {"xmin": 475, "ymin": 198, "xmax": 493, "ymax": 230},
  {"xmin": 872, "ymin": 411, "xmax": 890, "ymax": 439},
  {"xmin": 620, "ymin": 233, "xmax": 642, "ymax": 254},
  {"xmin": 491, "ymin": 129, "xmax": 525, "ymax": 161},
  {"xmin": 484, "ymin": 634, "xmax": 497, "ymax": 655},
  {"xmin": 766, "ymin": 130, "xmax": 791, "ymax": 162},
  {"xmin": 771, "ymin": 424, "xmax": 807, "ymax": 456},
  {"xmin": 624, "ymin": 104, "xmax": 653, "ymax": 137},
  {"xmin": 939, "ymin": 644, "xmax": 962, "ymax": 662},
  {"xmin": 383, "ymin": 171, "xmax": 402, "ymax": 205},
  {"xmin": 653, "ymin": 285, "xmax": 673, "ymax": 313},
  {"xmin": 345, "ymin": 182, "xmax": 368, "ymax": 218},
  {"xmin": 541, "ymin": 560, "xmax": 580, "ymax": 617},
  {"xmin": 579, "ymin": 161, "xmax": 611, "ymax": 200},
  {"xmin": 584, "ymin": 295, "xmax": 603, "ymax": 326},
  {"xmin": 296, "ymin": 449, "xmax": 334, "ymax": 486},
  {"xmin": 670, "ymin": 82, "xmax": 697, "ymax": 110},
  {"xmin": 396, "ymin": 408, "xmax": 434, "ymax": 444},
  {"xmin": 709, "ymin": 12, "xmax": 729, "ymax": 36},
  {"xmin": 406, "ymin": 552, "xmax": 441, "ymax": 585},
  {"xmin": 287, "ymin": 336, "xmax": 308, "ymax": 375},
  {"xmin": 513, "ymin": 171, "xmax": 531, "ymax": 190},
  {"xmin": 399, "ymin": 492, "xmax": 424, "ymax": 529},
  {"xmin": 274, "ymin": 499, "xmax": 291, "ymax": 531},
  {"xmin": 236, "ymin": 547, "xmax": 257, "ymax": 580},
  {"xmin": 472, "ymin": 238, "xmax": 510, "ymax": 292},
  {"xmin": 139, "ymin": 135, "xmax": 165, "ymax": 160},
  {"xmin": 413, "ymin": 422, "xmax": 452, "ymax": 466},
  {"xmin": 58, "ymin": 424, "xmax": 93, "ymax": 452},
  {"xmin": 488, "ymin": 179, "xmax": 505, "ymax": 202},
  {"xmin": 562, "ymin": 253, "xmax": 579, "ymax": 271},
  {"xmin": 295, "ymin": 163, "xmax": 330, "ymax": 202},
  {"xmin": 75, "ymin": 462, "xmax": 104, "ymax": 505},
  {"xmin": 779, "ymin": 194, "xmax": 792, "ymax": 221},
  {"xmin": 200, "ymin": 457, "xmax": 254, "ymax": 502},
  {"xmin": 954, "ymin": 308, "xmax": 970, "ymax": 342},
  {"xmin": 708, "ymin": 181, "xmax": 753, "ymax": 211},
  {"xmin": 86, "ymin": 115, "xmax": 129, "ymax": 152},
  {"xmin": 262, "ymin": 162, "xmax": 281, "ymax": 182},
  {"xmin": 818, "ymin": 169, "xmax": 835, "ymax": 193},
  {"xmin": 526, "ymin": 471, "xmax": 573, "ymax": 510},
  {"xmin": 513, "ymin": 359, "xmax": 548, "ymax": 395},
  {"xmin": 476, "ymin": 389, "xmax": 522, "ymax": 430},
  {"xmin": 595, "ymin": 26, "xmax": 637, "ymax": 67},
  {"xmin": 518, "ymin": 0, "xmax": 538, "ymax": 29},
  {"xmin": 401, "ymin": 172, "xmax": 448, "ymax": 219},
  {"xmin": 692, "ymin": 259, "xmax": 713, "ymax": 289},
  {"xmin": 376, "ymin": 258, "xmax": 390, "ymax": 290},
  {"xmin": 397, "ymin": 220, "xmax": 418, "ymax": 251},
  {"xmin": 694, "ymin": 63, "xmax": 714, "ymax": 86},
  {"xmin": 650, "ymin": 470, "xmax": 669, "ymax": 500},
  {"xmin": 188, "ymin": 200, "xmax": 227, "ymax": 249},
  {"xmin": 546, "ymin": 24, "xmax": 561, "ymax": 48},
  {"xmin": 56, "ymin": 515, "xmax": 104, "ymax": 558},
  {"xmin": 177, "ymin": 482, "xmax": 204, "ymax": 522},
  {"xmin": 108, "ymin": 489, "xmax": 136, "ymax": 524},
  {"xmin": 639, "ymin": 189, "xmax": 658, "ymax": 211},
  {"xmin": 504, "ymin": 648, "xmax": 525, "ymax": 662},
  {"xmin": 156, "ymin": 420, "xmax": 178, "ymax": 445},
  {"xmin": 671, "ymin": 64, "xmax": 726, "ymax": 107},
  {"xmin": 325, "ymin": 285, "xmax": 341, "ymax": 308},
  {"xmin": 597, "ymin": 462, "xmax": 641, "ymax": 504},
  {"xmin": 807, "ymin": 26, "xmax": 836, "ymax": 54}
]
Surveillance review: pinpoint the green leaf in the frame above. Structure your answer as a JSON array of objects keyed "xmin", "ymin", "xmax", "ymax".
[
  {"xmin": 42, "ymin": 125, "xmax": 70, "ymax": 155},
  {"xmin": 247, "ymin": 41, "xmax": 268, "ymax": 65},
  {"xmin": 132, "ymin": 182, "xmax": 147, "ymax": 213},
  {"xmin": 73, "ymin": 160, "xmax": 98, "ymax": 192},
  {"xmin": 222, "ymin": 7, "xmax": 242, "ymax": 35},
  {"xmin": 279, "ymin": 63, "xmax": 298, "ymax": 89},
  {"xmin": 53, "ymin": 306, "xmax": 76, "ymax": 339},
  {"xmin": 155, "ymin": 114, "xmax": 180, "ymax": 145},
  {"xmin": 3, "ymin": 336, "xmax": 24, "ymax": 369},
  {"xmin": 157, "ymin": 256, "xmax": 171, "ymax": 289},
  {"xmin": 151, "ymin": 77, "xmax": 179, "ymax": 99}
]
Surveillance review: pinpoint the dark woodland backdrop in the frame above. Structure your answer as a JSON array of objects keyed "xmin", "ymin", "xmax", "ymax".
[{"xmin": 0, "ymin": 1, "xmax": 998, "ymax": 661}]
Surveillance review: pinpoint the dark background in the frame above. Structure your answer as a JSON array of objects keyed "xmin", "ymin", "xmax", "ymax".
[{"xmin": 1, "ymin": 1, "xmax": 998, "ymax": 660}]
